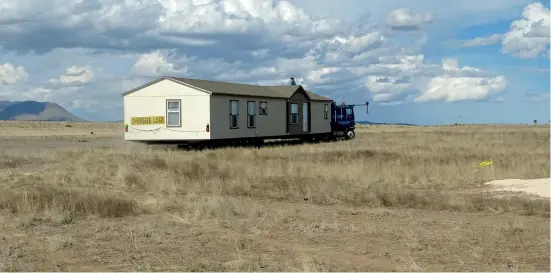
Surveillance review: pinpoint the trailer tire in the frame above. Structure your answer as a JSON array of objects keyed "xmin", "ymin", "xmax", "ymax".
[{"xmin": 346, "ymin": 130, "xmax": 355, "ymax": 139}]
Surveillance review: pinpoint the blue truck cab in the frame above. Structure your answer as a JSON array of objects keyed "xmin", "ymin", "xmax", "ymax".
[{"xmin": 330, "ymin": 102, "xmax": 357, "ymax": 139}]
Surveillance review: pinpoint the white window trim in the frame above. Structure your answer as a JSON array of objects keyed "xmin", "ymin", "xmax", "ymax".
[{"xmin": 166, "ymin": 99, "xmax": 181, "ymax": 127}]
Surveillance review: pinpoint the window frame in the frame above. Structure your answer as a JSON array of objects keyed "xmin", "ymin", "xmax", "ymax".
[
  {"xmin": 247, "ymin": 101, "xmax": 256, "ymax": 128},
  {"xmin": 290, "ymin": 103, "xmax": 298, "ymax": 125},
  {"xmin": 166, "ymin": 99, "xmax": 182, "ymax": 127},
  {"xmin": 229, "ymin": 100, "xmax": 239, "ymax": 129},
  {"xmin": 324, "ymin": 104, "xmax": 329, "ymax": 119},
  {"xmin": 259, "ymin": 101, "xmax": 268, "ymax": 115}
]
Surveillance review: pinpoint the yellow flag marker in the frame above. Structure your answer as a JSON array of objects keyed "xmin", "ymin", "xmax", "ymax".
[
  {"xmin": 474, "ymin": 159, "xmax": 493, "ymax": 172},
  {"xmin": 478, "ymin": 160, "xmax": 493, "ymax": 168}
]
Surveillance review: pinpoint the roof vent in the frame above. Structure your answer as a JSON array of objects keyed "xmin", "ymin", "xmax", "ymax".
[{"xmin": 290, "ymin": 77, "xmax": 296, "ymax": 86}]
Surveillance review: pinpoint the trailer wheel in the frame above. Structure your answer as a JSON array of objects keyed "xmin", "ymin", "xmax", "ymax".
[{"xmin": 346, "ymin": 130, "xmax": 355, "ymax": 139}]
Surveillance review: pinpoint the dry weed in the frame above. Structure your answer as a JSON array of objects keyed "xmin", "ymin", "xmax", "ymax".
[
  {"xmin": 0, "ymin": 185, "xmax": 140, "ymax": 218},
  {"xmin": 0, "ymin": 123, "xmax": 548, "ymax": 271}
]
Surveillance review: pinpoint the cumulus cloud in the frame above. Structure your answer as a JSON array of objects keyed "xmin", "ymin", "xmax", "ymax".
[
  {"xmin": 0, "ymin": 0, "xmax": 343, "ymax": 60},
  {"xmin": 386, "ymin": 8, "xmax": 434, "ymax": 30},
  {"xmin": 365, "ymin": 76, "xmax": 412, "ymax": 102},
  {"xmin": 0, "ymin": 0, "xmax": 512, "ymax": 120},
  {"xmin": 0, "ymin": 85, "xmax": 54, "ymax": 103},
  {"xmin": 416, "ymin": 75, "xmax": 507, "ymax": 102},
  {"xmin": 501, "ymin": 2, "xmax": 550, "ymax": 58},
  {"xmin": 50, "ymin": 65, "xmax": 95, "ymax": 85},
  {"xmin": 450, "ymin": 2, "xmax": 550, "ymax": 58},
  {"xmin": 440, "ymin": 58, "xmax": 482, "ymax": 73},
  {"xmin": 0, "ymin": 63, "xmax": 28, "ymax": 85},
  {"xmin": 132, "ymin": 50, "xmax": 183, "ymax": 77},
  {"xmin": 414, "ymin": 58, "xmax": 507, "ymax": 102},
  {"xmin": 172, "ymin": 47, "xmax": 505, "ymax": 105},
  {"xmin": 22, "ymin": 87, "xmax": 53, "ymax": 102},
  {"xmin": 358, "ymin": 56, "xmax": 506, "ymax": 103},
  {"xmin": 157, "ymin": 0, "xmax": 341, "ymax": 34}
]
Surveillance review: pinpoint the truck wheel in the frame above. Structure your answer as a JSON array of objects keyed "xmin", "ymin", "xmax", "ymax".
[{"xmin": 346, "ymin": 130, "xmax": 355, "ymax": 139}]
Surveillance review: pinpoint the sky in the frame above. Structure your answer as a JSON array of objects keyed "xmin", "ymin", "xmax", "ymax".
[{"xmin": 0, "ymin": 0, "xmax": 549, "ymax": 125}]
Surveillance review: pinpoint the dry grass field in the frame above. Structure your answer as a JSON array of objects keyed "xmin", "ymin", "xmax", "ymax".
[{"xmin": 0, "ymin": 121, "xmax": 549, "ymax": 271}]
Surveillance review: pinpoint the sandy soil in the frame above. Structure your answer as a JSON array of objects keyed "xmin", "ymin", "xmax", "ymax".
[{"xmin": 485, "ymin": 178, "xmax": 550, "ymax": 198}]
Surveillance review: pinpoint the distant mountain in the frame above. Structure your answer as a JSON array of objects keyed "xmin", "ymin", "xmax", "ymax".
[
  {"xmin": 0, "ymin": 101, "xmax": 87, "ymax": 122},
  {"xmin": 357, "ymin": 121, "xmax": 417, "ymax": 126},
  {"xmin": 0, "ymin": 101, "xmax": 16, "ymax": 111}
]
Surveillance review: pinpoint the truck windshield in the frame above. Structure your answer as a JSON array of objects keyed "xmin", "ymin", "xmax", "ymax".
[{"xmin": 335, "ymin": 107, "xmax": 354, "ymax": 121}]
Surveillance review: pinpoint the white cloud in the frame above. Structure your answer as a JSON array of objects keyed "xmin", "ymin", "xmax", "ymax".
[
  {"xmin": 386, "ymin": 8, "xmax": 434, "ymax": 30},
  {"xmin": 132, "ymin": 50, "xmax": 182, "ymax": 77},
  {"xmin": 52, "ymin": 65, "xmax": 95, "ymax": 85},
  {"xmin": 365, "ymin": 76, "xmax": 412, "ymax": 102},
  {"xmin": 327, "ymin": 33, "xmax": 385, "ymax": 54},
  {"xmin": 358, "ymin": 57, "xmax": 507, "ymax": 103},
  {"xmin": 441, "ymin": 58, "xmax": 481, "ymax": 72},
  {"xmin": 0, "ymin": 0, "xmax": 346, "ymax": 57},
  {"xmin": 0, "ymin": 85, "xmax": 53, "ymax": 102},
  {"xmin": 501, "ymin": 2, "xmax": 550, "ymax": 58},
  {"xmin": 0, "ymin": 63, "xmax": 28, "ymax": 85},
  {"xmin": 414, "ymin": 59, "xmax": 507, "ymax": 102},
  {"xmin": 23, "ymin": 87, "xmax": 53, "ymax": 101},
  {"xmin": 459, "ymin": 33, "xmax": 503, "ymax": 47},
  {"xmin": 289, "ymin": 0, "xmax": 532, "ymax": 25},
  {"xmin": 445, "ymin": 2, "xmax": 549, "ymax": 59},
  {"xmin": 157, "ymin": 0, "xmax": 342, "ymax": 36},
  {"xmin": 377, "ymin": 55, "xmax": 427, "ymax": 73},
  {"xmin": 306, "ymin": 67, "xmax": 342, "ymax": 85},
  {"xmin": 0, "ymin": 0, "xmax": 515, "ymax": 120},
  {"xmin": 416, "ymin": 75, "xmax": 507, "ymax": 102}
]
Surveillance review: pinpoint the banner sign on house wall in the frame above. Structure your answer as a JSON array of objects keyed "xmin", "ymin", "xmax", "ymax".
[{"xmin": 130, "ymin": 116, "xmax": 166, "ymax": 125}]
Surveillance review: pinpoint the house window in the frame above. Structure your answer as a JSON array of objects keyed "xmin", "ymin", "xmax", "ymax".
[
  {"xmin": 259, "ymin": 101, "xmax": 268, "ymax": 115},
  {"xmin": 324, "ymin": 104, "xmax": 329, "ymax": 119},
  {"xmin": 230, "ymin": 100, "xmax": 239, "ymax": 129},
  {"xmin": 290, "ymin": 103, "xmax": 298, "ymax": 124},
  {"xmin": 166, "ymin": 100, "xmax": 181, "ymax": 127},
  {"xmin": 247, "ymin": 101, "xmax": 256, "ymax": 128}
]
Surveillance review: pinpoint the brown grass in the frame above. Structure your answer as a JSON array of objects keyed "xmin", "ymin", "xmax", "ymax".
[{"xmin": 0, "ymin": 122, "xmax": 549, "ymax": 271}]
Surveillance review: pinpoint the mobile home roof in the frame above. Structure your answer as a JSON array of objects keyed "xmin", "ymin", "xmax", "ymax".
[{"xmin": 122, "ymin": 76, "xmax": 333, "ymax": 102}]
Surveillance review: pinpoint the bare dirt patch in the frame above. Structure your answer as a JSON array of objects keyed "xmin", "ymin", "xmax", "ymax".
[{"xmin": 485, "ymin": 178, "xmax": 550, "ymax": 198}]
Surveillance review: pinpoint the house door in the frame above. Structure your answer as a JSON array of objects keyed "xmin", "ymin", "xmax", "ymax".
[{"xmin": 302, "ymin": 102, "xmax": 309, "ymax": 132}]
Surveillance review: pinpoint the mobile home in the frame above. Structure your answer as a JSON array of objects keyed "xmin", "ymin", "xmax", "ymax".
[{"xmin": 121, "ymin": 76, "xmax": 334, "ymax": 145}]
